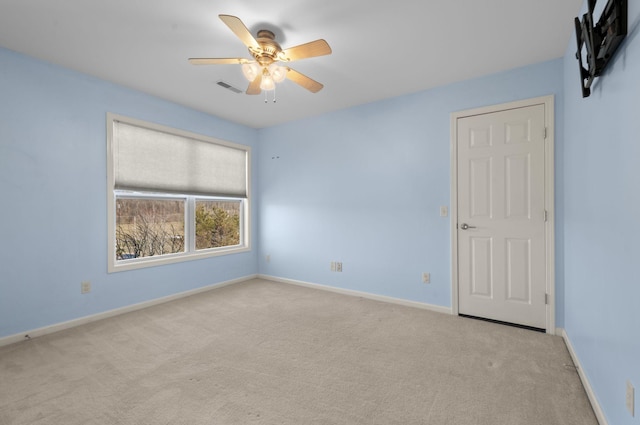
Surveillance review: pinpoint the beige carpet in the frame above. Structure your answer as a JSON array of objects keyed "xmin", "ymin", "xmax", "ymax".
[{"xmin": 0, "ymin": 278, "xmax": 597, "ymax": 425}]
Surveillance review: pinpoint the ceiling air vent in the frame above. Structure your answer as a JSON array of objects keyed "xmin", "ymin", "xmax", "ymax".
[{"xmin": 216, "ymin": 81, "xmax": 242, "ymax": 94}]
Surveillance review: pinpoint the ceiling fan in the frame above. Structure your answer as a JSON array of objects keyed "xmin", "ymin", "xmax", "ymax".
[{"xmin": 189, "ymin": 15, "xmax": 332, "ymax": 96}]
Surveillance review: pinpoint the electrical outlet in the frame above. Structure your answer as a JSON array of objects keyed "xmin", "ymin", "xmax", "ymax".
[
  {"xmin": 627, "ymin": 380, "xmax": 635, "ymax": 417},
  {"xmin": 81, "ymin": 281, "xmax": 91, "ymax": 294},
  {"xmin": 440, "ymin": 206, "xmax": 448, "ymax": 217},
  {"xmin": 330, "ymin": 262, "xmax": 336, "ymax": 272},
  {"xmin": 336, "ymin": 262, "xmax": 342, "ymax": 272},
  {"xmin": 422, "ymin": 272, "xmax": 430, "ymax": 283}
]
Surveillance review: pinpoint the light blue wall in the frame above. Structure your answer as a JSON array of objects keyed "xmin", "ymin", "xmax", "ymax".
[
  {"xmin": 2, "ymin": 10, "xmax": 637, "ymax": 423},
  {"xmin": 0, "ymin": 47, "xmax": 259, "ymax": 338},
  {"xmin": 258, "ymin": 59, "xmax": 564, "ymax": 313},
  {"xmin": 563, "ymin": 1, "xmax": 640, "ymax": 424}
]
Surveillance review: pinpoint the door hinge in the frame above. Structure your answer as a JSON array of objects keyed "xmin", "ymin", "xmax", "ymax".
[
  {"xmin": 545, "ymin": 293, "xmax": 550, "ymax": 305},
  {"xmin": 543, "ymin": 127, "xmax": 548, "ymax": 139},
  {"xmin": 544, "ymin": 210, "xmax": 548, "ymax": 222}
]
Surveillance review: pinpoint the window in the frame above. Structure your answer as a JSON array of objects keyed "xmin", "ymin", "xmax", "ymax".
[
  {"xmin": 107, "ymin": 114, "xmax": 250, "ymax": 272},
  {"xmin": 116, "ymin": 195, "xmax": 186, "ymax": 260},
  {"xmin": 195, "ymin": 199, "xmax": 241, "ymax": 250}
]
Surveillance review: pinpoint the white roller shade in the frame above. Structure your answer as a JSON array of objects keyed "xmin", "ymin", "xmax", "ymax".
[{"xmin": 113, "ymin": 120, "xmax": 247, "ymax": 198}]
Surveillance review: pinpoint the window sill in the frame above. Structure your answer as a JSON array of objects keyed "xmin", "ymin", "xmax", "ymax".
[{"xmin": 108, "ymin": 245, "xmax": 251, "ymax": 273}]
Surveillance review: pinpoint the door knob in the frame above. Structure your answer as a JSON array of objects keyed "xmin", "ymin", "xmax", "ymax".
[{"xmin": 460, "ymin": 223, "xmax": 476, "ymax": 230}]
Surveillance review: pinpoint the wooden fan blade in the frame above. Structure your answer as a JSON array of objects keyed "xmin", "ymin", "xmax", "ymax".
[
  {"xmin": 286, "ymin": 68, "xmax": 324, "ymax": 93},
  {"xmin": 188, "ymin": 58, "xmax": 251, "ymax": 65},
  {"xmin": 280, "ymin": 39, "xmax": 332, "ymax": 62},
  {"xmin": 219, "ymin": 14, "xmax": 260, "ymax": 50},
  {"xmin": 246, "ymin": 74, "xmax": 262, "ymax": 95}
]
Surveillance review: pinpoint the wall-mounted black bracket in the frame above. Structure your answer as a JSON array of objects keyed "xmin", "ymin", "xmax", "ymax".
[{"xmin": 574, "ymin": 0, "xmax": 627, "ymax": 98}]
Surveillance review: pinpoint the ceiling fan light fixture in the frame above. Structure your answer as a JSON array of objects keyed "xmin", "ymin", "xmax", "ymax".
[
  {"xmin": 241, "ymin": 62, "xmax": 259, "ymax": 81},
  {"xmin": 260, "ymin": 74, "xmax": 275, "ymax": 91},
  {"xmin": 268, "ymin": 63, "xmax": 288, "ymax": 83}
]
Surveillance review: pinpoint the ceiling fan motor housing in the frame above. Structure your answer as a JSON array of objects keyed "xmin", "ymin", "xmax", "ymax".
[{"xmin": 251, "ymin": 30, "xmax": 283, "ymax": 67}]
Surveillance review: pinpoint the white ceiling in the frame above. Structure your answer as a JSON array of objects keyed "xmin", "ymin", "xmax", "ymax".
[{"xmin": 0, "ymin": 0, "xmax": 583, "ymax": 128}]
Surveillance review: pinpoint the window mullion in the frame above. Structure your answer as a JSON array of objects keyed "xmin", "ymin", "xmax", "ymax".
[{"xmin": 186, "ymin": 197, "xmax": 196, "ymax": 253}]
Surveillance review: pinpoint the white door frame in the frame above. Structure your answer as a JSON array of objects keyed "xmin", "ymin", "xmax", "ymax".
[{"xmin": 450, "ymin": 95, "xmax": 556, "ymax": 334}]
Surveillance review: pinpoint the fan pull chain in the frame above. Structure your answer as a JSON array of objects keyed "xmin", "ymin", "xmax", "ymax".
[{"xmin": 263, "ymin": 88, "xmax": 277, "ymax": 103}]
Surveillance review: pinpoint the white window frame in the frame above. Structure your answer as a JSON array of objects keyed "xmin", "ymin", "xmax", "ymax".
[{"xmin": 107, "ymin": 113, "xmax": 251, "ymax": 273}]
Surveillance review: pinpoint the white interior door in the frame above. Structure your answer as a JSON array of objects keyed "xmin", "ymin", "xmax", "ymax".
[{"xmin": 456, "ymin": 104, "xmax": 547, "ymax": 329}]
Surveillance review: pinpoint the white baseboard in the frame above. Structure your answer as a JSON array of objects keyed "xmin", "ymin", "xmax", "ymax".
[
  {"xmin": 0, "ymin": 274, "xmax": 257, "ymax": 348},
  {"xmin": 258, "ymin": 274, "xmax": 453, "ymax": 315},
  {"xmin": 559, "ymin": 328, "xmax": 608, "ymax": 425}
]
